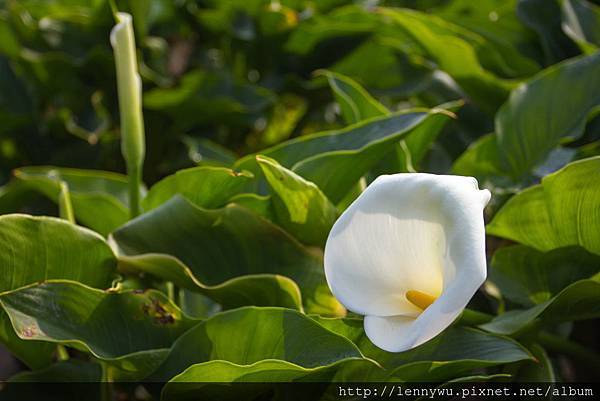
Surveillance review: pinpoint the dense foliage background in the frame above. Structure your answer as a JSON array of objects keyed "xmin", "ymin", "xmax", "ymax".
[{"xmin": 0, "ymin": 0, "xmax": 599, "ymax": 398}]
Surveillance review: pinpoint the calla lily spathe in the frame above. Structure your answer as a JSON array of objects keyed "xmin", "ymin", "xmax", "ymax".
[{"xmin": 324, "ymin": 174, "xmax": 491, "ymax": 352}]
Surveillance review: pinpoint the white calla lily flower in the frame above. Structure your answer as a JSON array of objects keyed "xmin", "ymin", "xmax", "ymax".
[{"xmin": 324, "ymin": 174, "xmax": 491, "ymax": 352}]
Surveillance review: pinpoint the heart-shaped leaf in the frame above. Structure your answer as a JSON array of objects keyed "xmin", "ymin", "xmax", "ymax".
[
  {"xmin": 313, "ymin": 317, "xmax": 532, "ymax": 381},
  {"xmin": 496, "ymin": 52, "xmax": 600, "ymax": 178},
  {"xmin": 0, "ymin": 281, "xmax": 198, "ymax": 379},
  {"xmin": 151, "ymin": 307, "xmax": 370, "ymax": 381},
  {"xmin": 487, "ymin": 157, "xmax": 600, "ymax": 255},
  {"xmin": 113, "ymin": 196, "xmax": 343, "ymax": 316},
  {"xmin": 0, "ymin": 214, "xmax": 117, "ymax": 369},
  {"xmin": 118, "ymin": 254, "xmax": 303, "ymax": 311},
  {"xmin": 236, "ymin": 107, "xmax": 456, "ymax": 202},
  {"xmin": 490, "ymin": 245, "xmax": 600, "ymax": 307}
]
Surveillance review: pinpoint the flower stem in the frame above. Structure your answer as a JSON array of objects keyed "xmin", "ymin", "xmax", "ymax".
[
  {"xmin": 536, "ymin": 331, "xmax": 600, "ymax": 372},
  {"xmin": 58, "ymin": 182, "xmax": 75, "ymax": 223},
  {"xmin": 56, "ymin": 344, "xmax": 69, "ymax": 361},
  {"xmin": 111, "ymin": 12, "xmax": 145, "ymax": 218}
]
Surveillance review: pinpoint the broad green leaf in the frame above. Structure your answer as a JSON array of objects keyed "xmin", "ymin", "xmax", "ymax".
[
  {"xmin": 496, "ymin": 52, "xmax": 600, "ymax": 178},
  {"xmin": 142, "ymin": 166, "xmax": 253, "ymax": 211},
  {"xmin": 314, "ymin": 317, "xmax": 532, "ymax": 381},
  {"xmin": 292, "ymin": 108, "xmax": 456, "ymax": 202},
  {"xmin": 0, "ymin": 281, "xmax": 198, "ymax": 378},
  {"xmin": 0, "ymin": 214, "xmax": 117, "ymax": 369},
  {"xmin": 256, "ymin": 155, "xmax": 337, "ymax": 246},
  {"xmin": 151, "ymin": 307, "xmax": 368, "ymax": 381},
  {"xmin": 316, "ymin": 70, "xmax": 388, "ymax": 124},
  {"xmin": 11, "ymin": 166, "xmax": 132, "ymax": 236},
  {"xmin": 237, "ymin": 106, "xmax": 456, "ymax": 203},
  {"xmin": 113, "ymin": 196, "xmax": 343, "ymax": 316},
  {"xmin": 0, "ymin": 214, "xmax": 115, "ymax": 293},
  {"xmin": 161, "ymin": 359, "xmax": 375, "ymax": 401},
  {"xmin": 490, "ymin": 245, "xmax": 600, "ymax": 307},
  {"xmin": 236, "ymin": 110, "xmax": 434, "ymax": 173},
  {"xmin": 378, "ymin": 8, "xmax": 514, "ymax": 112},
  {"xmin": 487, "ymin": 157, "xmax": 600, "ymax": 255},
  {"xmin": 480, "ymin": 278, "xmax": 600, "ymax": 335},
  {"xmin": 562, "ymin": 0, "xmax": 600, "ymax": 53},
  {"xmin": 118, "ymin": 254, "xmax": 303, "ymax": 310},
  {"xmin": 317, "ymin": 69, "xmax": 427, "ymax": 174}
]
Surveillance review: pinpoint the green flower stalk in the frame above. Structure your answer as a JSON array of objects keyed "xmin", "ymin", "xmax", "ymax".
[{"xmin": 111, "ymin": 12, "xmax": 145, "ymax": 218}]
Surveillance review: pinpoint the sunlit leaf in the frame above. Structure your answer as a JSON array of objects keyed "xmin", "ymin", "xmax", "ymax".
[
  {"xmin": 256, "ymin": 155, "xmax": 337, "ymax": 246},
  {"xmin": 487, "ymin": 157, "xmax": 600, "ymax": 254},
  {"xmin": 113, "ymin": 196, "xmax": 343, "ymax": 316},
  {"xmin": 490, "ymin": 245, "xmax": 600, "ymax": 307},
  {"xmin": 142, "ymin": 166, "xmax": 253, "ymax": 211},
  {"xmin": 0, "ymin": 280, "xmax": 198, "ymax": 379}
]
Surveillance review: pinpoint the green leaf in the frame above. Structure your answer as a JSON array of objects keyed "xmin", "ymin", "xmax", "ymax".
[
  {"xmin": 432, "ymin": 0, "xmax": 540, "ymax": 78},
  {"xmin": 317, "ymin": 70, "xmax": 436, "ymax": 174},
  {"xmin": 480, "ymin": 278, "xmax": 600, "ymax": 335},
  {"xmin": 0, "ymin": 214, "xmax": 116, "ymax": 293},
  {"xmin": 487, "ymin": 157, "xmax": 600, "ymax": 255},
  {"xmin": 517, "ymin": 0, "xmax": 580, "ymax": 64},
  {"xmin": 256, "ymin": 155, "xmax": 337, "ymax": 246},
  {"xmin": 162, "ymin": 359, "xmax": 375, "ymax": 401},
  {"xmin": 0, "ymin": 281, "xmax": 198, "ymax": 378},
  {"xmin": 378, "ymin": 8, "xmax": 514, "ymax": 112},
  {"xmin": 562, "ymin": 0, "xmax": 600, "ymax": 53},
  {"xmin": 490, "ymin": 245, "xmax": 600, "ymax": 307},
  {"xmin": 12, "ymin": 166, "xmax": 133, "ymax": 236},
  {"xmin": 452, "ymin": 133, "xmax": 505, "ymax": 179},
  {"xmin": 113, "ymin": 196, "xmax": 343, "ymax": 316},
  {"xmin": 141, "ymin": 166, "xmax": 253, "ymax": 211},
  {"xmin": 0, "ymin": 310, "xmax": 55, "ymax": 370},
  {"xmin": 228, "ymin": 193, "xmax": 275, "ymax": 222},
  {"xmin": 284, "ymin": 6, "xmax": 376, "ymax": 55},
  {"xmin": 151, "ymin": 307, "xmax": 369, "ymax": 381},
  {"xmin": 515, "ymin": 343, "xmax": 555, "ymax": 382},
  {"xmin": 313, "ymin": 317, "xmax": 532, "ymax": 381},
  {"xmin": 237, "ymin": 106, "xmax": 457, "ymax": 203},
  {"xmin": 496, "ymin": 52, "xmax": 600, "ymax": 178},
  {"xmin": 118, "ymin": 254, "xmax": 303, "ymax": 310},
  {"xmin": 316, "ymin": 70, "xmax": 388, "ymax": 124},
  {"xmin": 0, "ymin": 214, "xmax": 117, "ymax": 369},
  {"xmin": 292, "ymin": 108, "xmax": 456, "ymax": 202}
]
